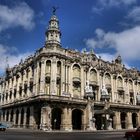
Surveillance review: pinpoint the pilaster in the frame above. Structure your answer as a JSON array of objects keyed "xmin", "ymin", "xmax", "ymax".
[
  {"xmin": 40, "ymin": 59, "xmax": 46, "ymax": 94},
  {"xmin": 81, "ymin": 67, "xmax": 84, "ymax": 98},
  {"xmin": 23, "ymin": 107, "xmax": 27, "ymax": 128},
  {"xmin": 114, "ymin": 111, "xmax": 121, "ymax": 129},
  {"xmin": 40, "ymin": 106, "xmax": 51, "ymax": 131},
  {"xmin": 30, "ymin": 106, "xmax": 36, "ymax": 129},
  {"xmin": 127, "ymin": 112, "xmax": 133, "ymax": 129},
  {"xmin": 86, "ymin": 101, "xmax": 96, "ymax": 131},
  {"xmin": 50, "ymin": 57, "xmax": 57, "ymax": 95},
  {"xmin": 18, "ymin": 108, "xmax": 22, "ymax": 127}
]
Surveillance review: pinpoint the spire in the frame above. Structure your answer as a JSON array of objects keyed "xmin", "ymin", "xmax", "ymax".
[{"xmin": 45, "ymin": 7, "xmax": 61, "ymax": 46}]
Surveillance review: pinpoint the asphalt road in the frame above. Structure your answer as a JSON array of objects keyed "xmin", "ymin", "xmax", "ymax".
[{"xmin": 0, "ymin": 129, "xmax": 127, "ymax": 140}]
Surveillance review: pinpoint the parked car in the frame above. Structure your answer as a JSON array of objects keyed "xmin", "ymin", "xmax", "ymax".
[
  {"xmin": 125, "ymin": 126, "xmax": 140, "ymax": 140},
  {"xmin": 0, "ymin": 123, "xmax": 7, "ymax": 131}
]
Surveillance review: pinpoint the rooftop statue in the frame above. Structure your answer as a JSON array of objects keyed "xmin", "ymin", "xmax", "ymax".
[
  {"xmin": 85, "ymin": 81, "xmax": 93, "ymax": 93},
  {"xmin": 101, "ymin": 85, "xmax": 109, "ymax": 96}
]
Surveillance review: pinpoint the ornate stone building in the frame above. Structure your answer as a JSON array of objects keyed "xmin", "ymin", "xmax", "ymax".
[{"xmin": 1, "ymin": 11, "xmax": 140, "ymax": 131}]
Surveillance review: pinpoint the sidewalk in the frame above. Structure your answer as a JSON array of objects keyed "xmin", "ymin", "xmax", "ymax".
[{"xmin": 8, "ymin": 127, "xmax": 134, "ymax": 133}]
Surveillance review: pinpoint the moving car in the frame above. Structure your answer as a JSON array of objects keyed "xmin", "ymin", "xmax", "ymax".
[
  {"xmin": 0, "ymin": 123, "xmax": 7, "ymax": 131},
  {"xmin": 125, "ymin": 127, "xmax": 140, "ymax": 140}
]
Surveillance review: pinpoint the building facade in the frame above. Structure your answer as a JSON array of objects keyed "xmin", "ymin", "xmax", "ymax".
[{"xmin": 1, "ymin": 11, "xmax": 140, "ymax": 131}]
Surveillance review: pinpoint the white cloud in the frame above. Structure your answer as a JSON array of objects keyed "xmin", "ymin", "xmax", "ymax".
[
  {"xmin": 96, "ymin": 53, "xmax": 115, "ymax": 62},
  {"xmin": 0, "ymin": 44, "xmax": 33, "ymax": 75},
  {"xmin": 85, "ymin": 26, "xmax": 140, "ymax": 61},
  {"xmin": 93, "ymin": 0, "xmax": 136, "ymax": 13},
  {"xmin": 0, "ymin": 2, "xmax": 35, "ymax": 32},
  {"xmin": 127, "ymin": 6, "xmax": 140, "ymax": 22}
]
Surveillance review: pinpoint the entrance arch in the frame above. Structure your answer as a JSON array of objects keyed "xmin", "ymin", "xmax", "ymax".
[
  {"xmin": 72, "ymin": 109, "xmax": 82, "ymax": 130},
  {"xmin": 94, "ymin": 114, "xmax": 102, "ymax": 130},
  {"xmin": 15, "ymin": 109, "xmax": 19, "ymax": 125},
  {"xmin": 26, "ymin": 108, "xmax": 30, "ymax": 128},
  {"xmin": 132, "ymin": 113, "xmax": 137, "ymax": 128},
  {"xmin": 51, "ymin": 108, "xmax": 62, "ymax": 130},
  {"xmin": 121, "ymin": 112, "xmax": 127, "ymax": 129},
  {"xmin": 6, "ymin": 111, "xmax": 9, "ymax": 121},
  {"xmin": 20, "ymin": 108, "xmax": 24, "ymax": 126},
  {"xmin": 10, "ymin": 110, "xmax": 13, "ymax": 122}
]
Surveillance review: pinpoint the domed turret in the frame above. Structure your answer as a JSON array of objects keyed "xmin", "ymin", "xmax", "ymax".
[{"xmin": 45, "ymin": 7, "xmax": 61, "ymax": 46}]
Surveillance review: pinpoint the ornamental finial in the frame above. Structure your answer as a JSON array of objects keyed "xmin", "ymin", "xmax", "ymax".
[{"xmin": 52, "ymin": 6, "xmax": 59, "ymax": 15}]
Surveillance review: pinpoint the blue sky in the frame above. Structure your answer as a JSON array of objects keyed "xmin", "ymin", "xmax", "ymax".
[{"xmin": 0, "ymin": 0, "xmax": 140, "ymax": 74}]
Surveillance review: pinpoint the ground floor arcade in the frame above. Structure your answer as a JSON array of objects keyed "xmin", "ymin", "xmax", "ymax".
[{"xmin": 1, "ymin": 101, "xmax": 140, "ymax": 131}]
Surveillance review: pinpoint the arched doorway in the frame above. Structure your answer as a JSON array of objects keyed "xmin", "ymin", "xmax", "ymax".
[
  {"xmin": 26, "ymin": 108, "xmax": 30, "ymax": 128},
  {"xmin": 6, "ymin": 111, "xmax": 9, "ymax": 121},
  {"xmin": 16, "ymin": 109, "xmax": 19, "ymax": 125},
  {"xmin": 10, "ymin": 110, "xmax": 14, "ymax": 122},
  {"xmin": 121, "ymin": 112, "xmax": 127, "ymax": 129},
  {"xmin": 10, "ymin": 110, "xmax": 13, "ymax": 122},
  {"xmin": 72, "ymin": 109, "xmax": 82, "ymax": 130},
  {"xmin": 132, "ymin": 113, "xmax": 137, "ymax": 128},
  {"xmin": 51, "ymin": 108, "xmax": 62, "ymax": 130},
  {"xmin": 20, "ymin": 109, "xmax": 24, "ymax": 127},
  {"xmin": 94, "ymin": 114, "xmax": 102, "ymax": 130}
]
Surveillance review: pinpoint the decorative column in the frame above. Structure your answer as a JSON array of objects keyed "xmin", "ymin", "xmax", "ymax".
[
  {"xmin": 114, "ymin": 111, "xmax": 121, "ymax": 129},
  {"xmin": 67, "ymin": 108, "xmax": 72, "ymax": 131},
  {"xmin": 8, "ymin": 109, "xmax": 11, "ymax": 122},
  {"xmin": 61, "ymin": 107, "xmax": 68, "ymax": 131},
  {"xmin": 4, "ymin": 110, "xmax": 7, "ymax": 122},
  {"xmin": 61, "ymin": 61, "xmax": 65, "ymax": 95},
  {"xmin": 35, "ymin": 62, "xmax": 40, "ymax": 95},
  {"xmin": 68, "ymin": 65, "xmax": 73, "ymax": 97},
  {"xmin": 127, "ymin": 112, "xmax": 133, "ymax": 129},
  {"xmin": 18, "ymin": 108, "xmax": 21, "ymax": 128},
  {"xmin": 33, "ymin": 64, "xmax": 37, "ymax": 95},
  {"xmin": 111, "ymin": 76, "xmax": 114, "ymax": 102},
  {"xmin": 137, "ymin": 112, "xmax": 140, "ymax": 127},
  {"xmin": 81, "ymin": 67, "xmax": 84, "ymax": 98},
  {"xmin": 65, "ymin": 64, "xmax": 68, "ymax": 93},
  {"xmin": 40, "ymin": 106, "xmax": 51, "ymax": 131},
  {"xmin": 0, "ymin": 111, "xmax": 3, "ymax": 122},
  {"xmin": 13, "ymin": 109, "xmax": 16, "ymax": 127},
  {"xmin": 50, "ymin": 57, "xmax": 57, "ymax": 95},
  {"xmin": 40, "ymin": 59, "xmax": 46, "ymax": 94},
  {"xmin": 23, "ymin": 107, "xmax": 27, "ymax": 128},
  {"xmin": 30, "ymin": 106, "xmax": 36, "ymax": 129},
  {"xmin": 86, "ymin": 101, "xmax": 96, "ymax": 131}
]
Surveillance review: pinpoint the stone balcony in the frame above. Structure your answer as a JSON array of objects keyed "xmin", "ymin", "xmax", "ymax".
[
  {"xmin": 30, "ymin": 77, "xmax": 33, "ymax": 83},
  {"xmin": 45, "ymin": 72, "xmax": 51, "ymax": 78},
  {"xmin": 117, "ymin": 86, "xmax": 124, "ymax": 92},
  {"xmin": 105, "ymin": 84, "xmax": 111, "ymax": 90},
  {"xmin": 89, "ymin": 80, "xmax": 98, "ymax": 87},
  {"xmin": 129, "ymin": 89, "xmax": 134, "ymax": 93},
  {"xmin": 57, "ymin": 73, "xmax": 61, "ymax": 80},
  {"xmin": 73, "ymin": 77, "xmax": 81, "ymax": 84}
]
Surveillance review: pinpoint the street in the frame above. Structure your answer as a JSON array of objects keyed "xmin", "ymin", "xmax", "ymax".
[{"xmin": 0, "ymin": 129, "xmax": 127, "ymax": 140}]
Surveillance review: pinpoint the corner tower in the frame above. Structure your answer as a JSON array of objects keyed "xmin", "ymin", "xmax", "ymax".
[{"xmin": 45, "ymin": 7, "xmax": 61, "ymax": 47}]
